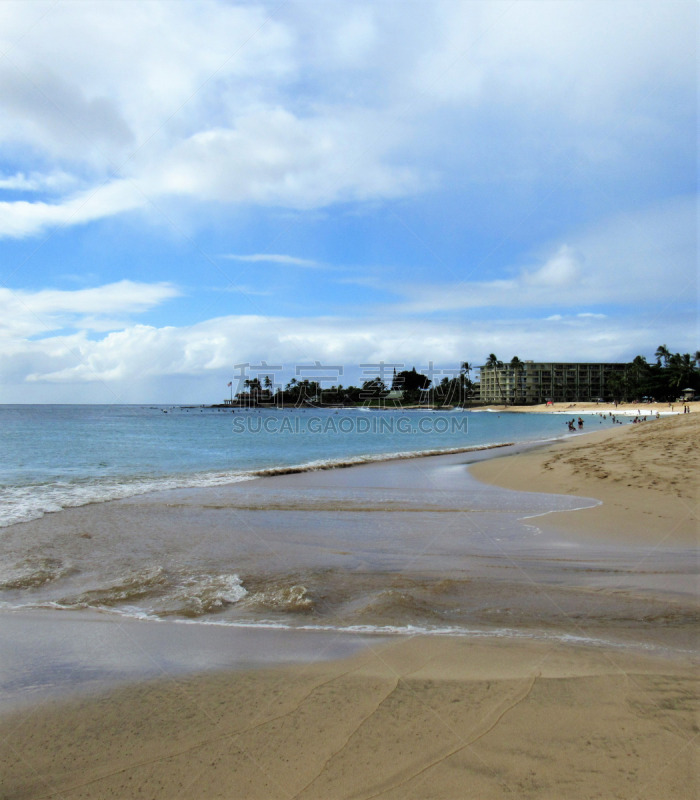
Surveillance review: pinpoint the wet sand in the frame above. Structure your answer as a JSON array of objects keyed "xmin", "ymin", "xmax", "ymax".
[
  {"xmin": 1, "ymin": 417, "xmax": 698, "ymax": 798},
  {"xmin": 2, "ymin": 636, "xmax": 697, "ymax": 799},
  {"xmin": 471, "ymin": 412, "xmax": 699, "ymax": 546}
]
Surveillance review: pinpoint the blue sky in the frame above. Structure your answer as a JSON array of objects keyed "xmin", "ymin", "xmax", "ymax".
[{"xmin": 0, "ymin": 0, "xmax": 697, "ymax": 402}]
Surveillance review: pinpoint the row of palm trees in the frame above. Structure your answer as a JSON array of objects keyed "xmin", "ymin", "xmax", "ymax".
[
  {"xmin": 654, "ymin": 345, "xmax": 700, "ymax": 376},
  {"xmin": 610, "ymin": 346, "xmax": 700, "ymax": 401}
]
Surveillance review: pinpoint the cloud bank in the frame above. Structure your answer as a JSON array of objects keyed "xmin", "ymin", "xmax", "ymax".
[
  {"xmin": 0, "ymin": 1, "xmax": 695, "ymax": 402},
  {"xmin": 0, "ymin": 0, "xmax": 694, "ymax": 236}
]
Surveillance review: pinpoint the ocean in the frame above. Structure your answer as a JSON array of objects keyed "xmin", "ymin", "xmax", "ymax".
[
  {"xmin": 0, "ymin": 404, "xmax": 595, "ymax": 622},
  {"xmin": 0, "ymin": 404, "xmax": 577, "ymax": 529},
  {"xmin": 6, "ymin": 404, "xmax": 676, "ymax": 706}
]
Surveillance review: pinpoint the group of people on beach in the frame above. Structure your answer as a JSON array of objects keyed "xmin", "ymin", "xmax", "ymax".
[{"xmin": 669, "ymin": 404, "xmax": 693, "ymax": 413}]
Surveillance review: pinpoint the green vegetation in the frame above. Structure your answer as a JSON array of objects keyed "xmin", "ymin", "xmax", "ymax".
[
  {"xmin": 223, "ymin": 346, "xmax": 699, "ymax": 408},
  {"xmin": 229, "ymin": 364, "xmax": 476, "ymax": 408},
  {"xmin": 605, "ymin": 347, "xmax": 700, "ymax": 403}
]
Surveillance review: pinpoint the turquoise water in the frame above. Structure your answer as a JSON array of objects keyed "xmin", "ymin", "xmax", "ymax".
[{"xmin": 0, "ymin": 405, "xmax": 577, "ymax": 528}]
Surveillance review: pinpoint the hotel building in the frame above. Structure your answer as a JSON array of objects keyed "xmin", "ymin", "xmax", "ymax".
[{"xmin": 477, "ymin": 361, "xmax": 628, "ymax": 404}]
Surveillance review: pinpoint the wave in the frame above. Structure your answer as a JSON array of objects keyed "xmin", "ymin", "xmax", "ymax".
[
  {"xmin": 0, "ymin": 601, "xmax": 675, "ymax": 655},
  {"xmin": 0, "ymin": 557, "xmax": 75, "ymax": 590},
  {"xmin": 0, "ymin": 441, "xmax": 517, "ymax": 529},
  {"xmin": 0, "ymin": 472, "xmax": 257, "ymax": 529},
  {"xmin": 158, "ymin": 573, "xmax": 248, "ymax": 618},
  {"xmin": 50, "ymin": 573, "xmax": 317, "ymax": 618},
  {"xmin": 244, "ymin": 584, "xmax": 315, "ymax": 613},
  {"xmin": 48, "ymin": 568, "xmax": 248, "ymax": 618},
  {"xmin": 58, "ymin": 566, "xmax": 170, "ymax": 608},
  {"xmin": 243, "ymin": 441, "xmax": 515, "ymax": 478}
]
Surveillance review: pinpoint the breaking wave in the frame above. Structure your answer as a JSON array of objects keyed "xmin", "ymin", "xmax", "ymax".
[
  {"xmin": 244, "ymin": 584, "xmax": 315, "ymax": 613},
  {"xmin": 0, "ymin": 442, "xmax": 516, "ymax": 529},
  {"xmin": 0, "ymin": 557, "xmax": 75, "ymax": 590},
  {"xmin": 50, "ymin": 568, "xmax": 248, "ymax": 618}
]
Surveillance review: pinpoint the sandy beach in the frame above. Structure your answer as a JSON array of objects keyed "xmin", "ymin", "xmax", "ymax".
[
  {"xmin": 1, "ymin": 415, "xmax": 698, "ymax": 799},
  {"xmin": 478, "ymin": 399, "xmax": 700, "ymax": 416},
  {"xmin": 472, "ymin": 411, "xmax": 699, "ymax": 546}
]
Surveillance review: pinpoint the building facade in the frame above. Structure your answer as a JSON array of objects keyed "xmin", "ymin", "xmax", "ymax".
[{"xmin": 477, "ymin": 361, "xmax": 628, "ymax": 404}]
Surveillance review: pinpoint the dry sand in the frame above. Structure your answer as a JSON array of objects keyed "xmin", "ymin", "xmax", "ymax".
[
  {"xmin": 1, "ymin": 417, "xmax": 698, "ymax": 800},
  {"xmin": 478, "ymin": 400, "xmax": 700, "ymax": 415}
]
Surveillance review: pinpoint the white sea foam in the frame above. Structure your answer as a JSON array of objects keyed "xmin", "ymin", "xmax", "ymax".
[
  {"xmin": 0, "ymin": 441, "xmax": 516, "ymax": 529},
  {"xmin": 0, "ymin": 473, "xmax": 259, "ymax": 528},
  {"xmin": 11, "ymin": 604, "xmax": 671, "ymax": 654},
  {"xmin": 10, "ymin": 571, "xmax": 249, "ymax": 619},
  {"xmin": 550, "ymin": 408, "xmax": 676, "ymax": 416}
]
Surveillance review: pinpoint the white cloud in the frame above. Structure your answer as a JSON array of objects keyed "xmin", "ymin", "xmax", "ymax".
[
  {"xmin": 148, "ymin": 108, "xmax": 421, "ymax": 209},
  {"xmin": 0, "ymin": 0, "xmax": 421, "ymax": 236},
  {"xmin": 0, "ymin": 180, "xmax": 146, "ymax": 238},
  {"xmin": 0, "ymin": 170, "xmax": 77, "ymax": 193},
  {"xmin": 525, "ymin": 245, "xmax": 581, "ymax": 288},
  {"xmin": 0, "ymin": 1, "xmax": 292, "ymax": 159},
  {"xmin": 0, "ymin": 106, "xmax": 421, "ymax": 237},
  {"xmin": 0, "ymin": 280, "xmax": 180, "ymax": 337},
  {"xmin": 222, "ymin": 253, "xmax": 321, "ymax": 268},
  {"xmin": 0, "ymin": 0, "xmax": 692, "ymax": 237},
  {"xmin": 0, "ymin": 60, "xmax": 134, "ymax": 162},
  {"xmin": 2, "ymin": 308, "xmax": 695, "ymax": 402},
  {"xmin": 413, "ymin": 1, "xmax": 695, "ymax": 117}
]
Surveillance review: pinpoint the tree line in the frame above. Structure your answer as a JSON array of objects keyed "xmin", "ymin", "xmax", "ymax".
[
  {"xmin": 228, "ymin": 347, "xmax": 699, "ymax": 407},
  {"xmin": 605, "ymin": 346, "xmax": 700, "ymax": 403},
  {"xmin": 232, "ymin": 364, "xmax": 476, "ymax": 408}
]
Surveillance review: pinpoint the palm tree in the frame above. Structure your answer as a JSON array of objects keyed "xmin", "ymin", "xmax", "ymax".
[
  {"xmin": 629, "ymin": 355, "xmax": 649, "ymax": 400},
  {"xmin": 263, "ymin": 374, "xmax": 273, "ymax": 403},
  {"xmin": 510, "ymin": 356, "xmax": 524, "ymax": 405},
  {"xmin": 606, "ymin": 371, "xmax": 626, "ymax": 403},
  {"xmin": 668, "ymin": 353, "xmax": 695, "ymax": 390},
  {"xmin": 655, "ymin": 344, "xmax": 670, "ymax": 367},
  {"xmin": 485, "ymin": 353, "xmax": 504, "ymax": 405},
  {"xmin": 460, "ymin": 362, "xmax": 472, "ymax": 406}
]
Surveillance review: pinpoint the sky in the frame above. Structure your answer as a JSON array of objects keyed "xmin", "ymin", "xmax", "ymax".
[{"xmin": 0, "ymin": 0, "xmax": 697, "ymax": 403}]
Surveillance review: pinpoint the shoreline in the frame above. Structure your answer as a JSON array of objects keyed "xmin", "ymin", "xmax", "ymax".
[
  {"xmin": 475, "ymin": 399, "xmax": 700, "ymax": 415},
  {"xmin": 470, "ymin": 412, "xmax": 699, "ymax": 547},
  {"xmin": 3, "ymin": 403, "xmax": 569, "ymax": 530},
  {"xmin": 0, "ymin": 440, "xmax": 523, "ymax": 531},
  {"xmin": 2, "ymin": 415, "xmax": 698, "ymax": 798}
]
